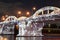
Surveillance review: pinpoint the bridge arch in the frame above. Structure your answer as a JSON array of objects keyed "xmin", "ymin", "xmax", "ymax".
[
  {"xmin": 5, "ymin": 16, "xmax": 17, "ymax": 21},
  {"xmin": 33, "ymin": 6, "xmax": 60, "ymax": 18}
]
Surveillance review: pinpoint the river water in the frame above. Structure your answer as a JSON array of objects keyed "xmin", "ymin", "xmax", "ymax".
[{"xmin": 16, "ymin": 36, "xmax": 60, "ymax": 40}]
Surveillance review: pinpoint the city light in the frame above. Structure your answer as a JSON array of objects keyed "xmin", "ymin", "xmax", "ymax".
[
  {"xmin": 17, "ymin": 11, "xmax": 22, "ymax": 17},
  {"xmin": 0, "ymin": 37, "xmax": 8, "ymax": 40},
  {"xmin": 1, "ymin": 16, "xmax": 5, "ymax": 21},
  {"xmin": 4, "ymin": 37, "xmax": 8, "ymax": 40},
  {"xmin": 26, "ymin": 11, "xmax": 30, "ymax": 16},
  {"xmin": 18, "ymin": 11, "xmax": 21, "ymax": 15},
  {"xmin": 0, "ymin": 36, "xmax": 3, "ymax": 40},
  {"xmin": 33, "ymin": 7, "xmax": 36, "ymax": 10},
  {"xmin": 5, "ymin": 15, "xmax": 8, "ymax": 18}
]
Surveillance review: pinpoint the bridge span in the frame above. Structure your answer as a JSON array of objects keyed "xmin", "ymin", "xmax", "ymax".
[{"xmin": 0, "ymin": 6, "xmax": 60, "ymax": 37}]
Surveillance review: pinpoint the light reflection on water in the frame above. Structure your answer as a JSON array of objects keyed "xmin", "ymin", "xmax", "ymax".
[
  {"xmin": 16, "ymin": 36, "xmax": 60, "ymax": 40},
  {"xmin": 16, "ymin": 37, "xmax": 42, "ymax": 40}
]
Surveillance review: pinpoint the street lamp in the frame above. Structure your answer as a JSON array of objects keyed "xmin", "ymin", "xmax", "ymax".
[
  {"xmin": 17, "ymin": 11, "xmax": 22, "ymax": 17},
  {"xmin": 26, "ymin": 11, "xmax": 30, "ymax": 16},
  {"xmin": 1, "ymin": 16, "xmax": 5, "ymax": 21},
  {"xmin": 18, "ymin": 11, "xmax": 21, "ymax": 15},
  {"xmin": 32, "ymin": 6, "xmax": 36, "ymax": 14},
  {"xmin": 32, "ymin": 7, "xmax": 36, "ymax": 11}
]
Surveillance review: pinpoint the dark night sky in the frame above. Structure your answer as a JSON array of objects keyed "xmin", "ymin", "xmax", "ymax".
[
  {"xmin": 0, "ymin": 0, "xmax": 60, "ymax": 19},
  {"xmin": 0, "ymin": 0, "xmax": 60, "ymax": 8}
]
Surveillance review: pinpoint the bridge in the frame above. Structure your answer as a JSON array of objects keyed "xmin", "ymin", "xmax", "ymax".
[{"xmin": 0, "ymin": 6, "xmax": 60, "ymax": 36}]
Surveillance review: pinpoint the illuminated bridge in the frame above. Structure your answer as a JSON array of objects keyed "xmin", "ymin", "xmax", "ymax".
[{"xmin": 0, "ymin": 6, "xmax": 60, "ymax": 40}]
